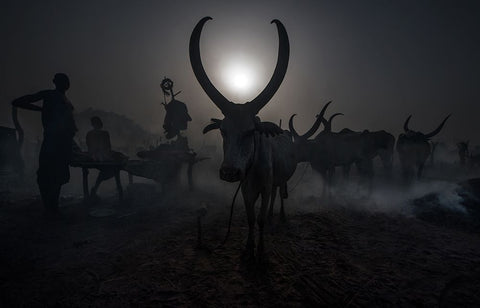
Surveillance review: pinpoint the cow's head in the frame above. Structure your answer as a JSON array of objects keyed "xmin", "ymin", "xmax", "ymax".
[
  {"xmin": 320, "ymin": 111, "xmax": 344, "ymax": 134},
  {"xmin": 403, "ymin": 114, "xmax": 451, "ymax": 141},
  {"xmin": 288, "ymin": 101, "xmax": 333, "ymax": 162},
  {"xmin": 190, "ymin": 17, "xmax": 289, "ymax": 182}
]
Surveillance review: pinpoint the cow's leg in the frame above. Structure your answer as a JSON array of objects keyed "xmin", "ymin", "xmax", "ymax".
[
  {"xmin": 343, "ymin": 164, "xmax": 351, "ymax": 180},
  {"xmin": 328, "ymin": 167, "xmax": 335, "ymax": 186},
  {"xmin": 114, "ymin": 169, "xmax": 123, "ymax": 202},
  {"xmin": 417, "ymin": 163, "xmax": 425, "ymax": 179},
  {"xmin": 242, "ymin": 189, "xmax": 258, "ymax": 261},
  {"xmin": 381, "ymin": 153, "xmax": 393, "ymax": 178},
  {"xmin": 327, "ymin": 168, "xmax": 335, "ymax": 198},
  {"xmin": 257, "ymin": 191, "xmax": 270, "ymax": 261},
  {"xmin": 279, "ymin": 184, "xmax": 287, "ymax": 222},
  {"xmin": 364, "ymin": 159, "xmax": 374, "ymax": 194},
  {"xmin": 321, "ymin": 170, "xmax": 328, "ymax": 199},
  {"xmin": 280, "ymin": 195, "xmax": 286, "ymax": 222},
  {"xmin": 268, "ymin": 186, "xmax": 277, "ymax": 220},
  {"xmin": 400, "ymin": 160, "xmax": 412, "ymax": 184}
]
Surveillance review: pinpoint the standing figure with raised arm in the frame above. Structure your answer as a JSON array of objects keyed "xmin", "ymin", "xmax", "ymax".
[{"xmin": 12, "ymin": 73, "xmax": 77, "ymax": 214}]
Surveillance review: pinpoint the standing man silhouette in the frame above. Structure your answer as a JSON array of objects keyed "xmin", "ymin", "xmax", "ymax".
[{"xmin": 12, "ymin": 73, "xmax": 77, "ymax": 214}]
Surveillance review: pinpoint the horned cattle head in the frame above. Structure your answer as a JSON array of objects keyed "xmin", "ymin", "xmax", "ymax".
[
  {"xmin": 190, "ymin": 17, "xmax": 289, "ymax": 182},
  {"xmin": 321, "ymin": 112, "xmax": 344, "ymax": 133},
  {"xmin": 402, "ymin": 114, "xmax": 451, "ymax": 140},
  {"xmin": 288, "ymin": 101, "xmax": 333, "ymax": 161}
]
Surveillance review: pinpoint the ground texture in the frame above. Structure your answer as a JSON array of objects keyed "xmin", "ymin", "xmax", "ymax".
[{"xmin": 1, "ymin": 181, "xmax": 480, "ymax": 307}]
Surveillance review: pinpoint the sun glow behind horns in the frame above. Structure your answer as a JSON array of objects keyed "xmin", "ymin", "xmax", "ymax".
[{"xmin": 221, "ymin": 60, "xmax": 258, "ymax": 99}]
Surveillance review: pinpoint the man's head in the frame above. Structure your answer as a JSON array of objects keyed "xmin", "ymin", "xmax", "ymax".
[
  {"xmin": 53, "ymin": 73, "xmax": 70, "ymax": 91},
  {"xmin": 90, "ymin": 116, "xmax": 103, "ymax": 129}
]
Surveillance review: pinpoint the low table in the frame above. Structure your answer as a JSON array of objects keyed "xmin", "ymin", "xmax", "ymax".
[{"xmin": 70, "ymin": 161, "xmax": 132, "ymax": 203}]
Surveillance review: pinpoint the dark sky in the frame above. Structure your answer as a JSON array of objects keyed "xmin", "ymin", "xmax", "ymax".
[{"xmin": 1, "ymin": 0, "xmax": 479, "ymax": 147}]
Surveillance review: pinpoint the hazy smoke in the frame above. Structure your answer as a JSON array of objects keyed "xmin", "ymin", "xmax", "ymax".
[{"xmin": 287, "ymin": 164, "xmax": 472, "ymax": 217}]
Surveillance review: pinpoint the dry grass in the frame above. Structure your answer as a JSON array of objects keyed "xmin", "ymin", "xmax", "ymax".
[{"xmin": 1, "ymin": 183, "xmax": 480, "ymax": 307}]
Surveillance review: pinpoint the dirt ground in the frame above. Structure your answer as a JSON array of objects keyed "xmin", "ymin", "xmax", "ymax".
[{"xmin": 1, "ymin": 174, "xmax": 480, "ymax": 307}]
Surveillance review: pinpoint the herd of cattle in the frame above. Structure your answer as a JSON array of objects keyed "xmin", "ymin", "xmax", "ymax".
[{"xmin": 190, "ymin": 17, "xmax": 456, "ymax": 260}]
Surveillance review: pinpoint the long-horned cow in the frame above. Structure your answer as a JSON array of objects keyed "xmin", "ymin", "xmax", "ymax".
[
  {"xmin": 316, "ymin": 111, "xmax": 395, "ymax": 181},
  {"xmin": 311, "ymin": 111, "xmax": 377, "ymax": 192},
  {"xmin": 397, "ymin": 115, "xmax": 450, "ymax": 180},
  {"xmin": 190, "ymin": 17, "xmax": 294, "ymax": 260},
  {"xmin": 288, "ymin": 102, "xmax": 341, "ymax": 191},
  {"xmin": 290, "ymin": 103, "xmax": 377, "ymax": 196},
  {"xmin": 338, "ymin": 129, "xmax": 395, "ymax": 179},
  {"xmin": 290, "ymin": 104, "xmax": 395, "ymax": 194}
]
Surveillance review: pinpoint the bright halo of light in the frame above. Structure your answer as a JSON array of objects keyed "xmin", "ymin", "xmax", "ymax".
[
  {"xmin": 221, "ymin": 61, "xmax": 257, "ymax": 98},
  {"xmin": 231, "ymin": 71, "xmax": 249, "ymax": 90}
]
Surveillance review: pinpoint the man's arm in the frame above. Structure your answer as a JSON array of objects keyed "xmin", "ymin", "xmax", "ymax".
[{"xmin": 11, "ymin": 92, "xmax": 45, "ymax": 111}]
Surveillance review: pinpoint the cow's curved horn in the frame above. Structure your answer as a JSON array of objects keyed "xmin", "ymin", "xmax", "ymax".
[
  {"xmin": 403, "ymin": 115, "xmax": 412, "ymax": 132},
  {"xmin": 317, "ymin": 101, "xmax": 332, "ymax": 120},
  {"xmin": 324, "ymin": 113, "xmax": 343, "ymax": 132},
  {"xmin": 248, "ymin": 19, "xmax": 289, "ymax": 114},
  {"xmin": 301, "ymin": 116, "xmax": 322, "ymax": 139},
  {"xmin": 302, "ymin": 101, "xmax": 332, "ymax": 139},
  {"xmin": 190, "ymin": 17, "xmax": 231, "ymax": 114},
  {"xmin": 288, "ymin": 114, "xmax": 299, "ymax": 139},
  {"xmin": 424, "ymin": 114, "xmax": 451, "ymax": 139}
]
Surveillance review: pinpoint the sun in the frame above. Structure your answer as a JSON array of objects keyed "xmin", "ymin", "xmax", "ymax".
[
  {"xmin": 221, "ymin": 60, "xmax": 257, "ymax": 99},
  {"xmin": 231, "ymin": 70, "xmax": 249, "ymax": 90}
]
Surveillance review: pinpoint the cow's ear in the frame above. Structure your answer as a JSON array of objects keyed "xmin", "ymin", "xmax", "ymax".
[
  {"xmin": 255, "ymin": 121, "xmax": 283, "ymax": 137},
  {"xmin": 203, "ymin": 118, "xmax": 222, "ymax": 134}
]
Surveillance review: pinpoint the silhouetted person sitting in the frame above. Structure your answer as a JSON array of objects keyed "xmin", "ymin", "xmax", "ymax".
[
  {"xmin": 12, "ymin": 73, "xmax": 77, "ymax": 214},
  {"xmin": 86, "ymin": 116, "xmax": 112, "ymax": 161},
  {"xmin": 86, "ymin": 116, "xmax": 125, "ymax": 201}
]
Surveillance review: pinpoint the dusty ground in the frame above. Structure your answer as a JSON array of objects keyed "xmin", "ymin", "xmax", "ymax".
[{"xmin": 1, "ymin": 175, "xmax": 480, "ymax": 307}]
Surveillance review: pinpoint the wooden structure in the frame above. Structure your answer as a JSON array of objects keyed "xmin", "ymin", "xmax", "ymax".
[{"xmin": 70, "ymin": 160, "xmax": 131, "ymax": 203}]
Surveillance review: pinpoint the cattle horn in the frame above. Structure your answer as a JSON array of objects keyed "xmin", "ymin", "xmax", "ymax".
[
  {"xmin": 190, "ymin": 17, "xmax": 231, "ymax": 114},
  {"xmin": 289, "ymin": 101, "xmax": 332, "ymax": 139},
  {"xmin": 424, "ymin": 114, "xmax": 451, "ymax": 139},
  {"xmin": 288, "ymin": 114, "xmax": 299, "ymax": 138},
  {"xmin": 248, "ymin": 19, "xmax": 290, "ymax": 114},
  {"xmin": 202, "ymin": 118, "xmax": 222, "ymax": 134},
  {"xmin": 322, "ymin": 113, "xmax": 343, "ymax": 132},
  {"xmin": 403, "ymin": 115, "xmax": 412, "ymax": 132},
  {"xmin": 301, "ymin": 101, "xmax": 331, "ymax": 139}
]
